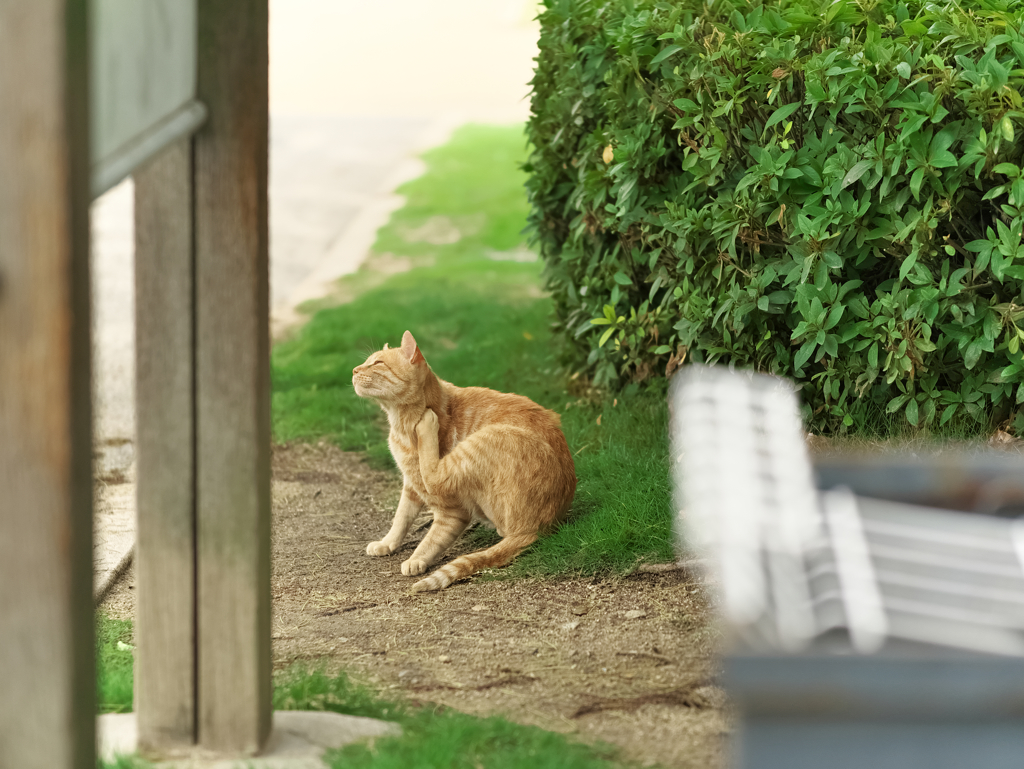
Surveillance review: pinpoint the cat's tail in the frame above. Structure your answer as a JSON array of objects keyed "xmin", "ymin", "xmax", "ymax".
[{"xmin": 411, "ymin": 532, "xmax": 538, "ymax": 593}]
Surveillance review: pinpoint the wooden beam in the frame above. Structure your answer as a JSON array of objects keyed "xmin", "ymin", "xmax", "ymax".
[
  {"xmin": 134, "ymin": 138, "xmax": 197, "ymax": 752},
  {"xmin": 0, "ymin": 2, "xmax": 94, "ymax": 768},
  {"xmin": 194, "ymin": 0, "xmax": 271, "ymax": 754}
]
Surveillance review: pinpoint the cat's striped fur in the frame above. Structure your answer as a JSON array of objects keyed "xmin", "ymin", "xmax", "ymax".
[{"xmin": 352, "ymin": 331, "xmax": 576, "ymax": 592}]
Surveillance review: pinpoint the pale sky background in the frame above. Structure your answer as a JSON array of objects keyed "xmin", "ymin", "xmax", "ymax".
[{"xmin": 269, "ymin": 0, "xmax": 541, "ymax": 122}]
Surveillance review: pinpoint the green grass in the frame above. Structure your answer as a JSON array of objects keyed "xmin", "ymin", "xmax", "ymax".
[
  {"xmin": 97, "ymin": 613, "xmax": 134, "ymax": 715},
  {"xmin": 100, "ymin": 757, "xmax": 152, "ymax": 769},
  {"xmin": 96, "ymin": 644, "xmax": 624, "ymax": 769},
  {"xmin": 97, "ymin": 615, "xmax": 141, "ymax": 768},
  {"xmin": 271, "ymin": 124, "xmax": 675, "ymax": 576},
  {"xmin": 275, "ymin": 666, "xmax": 623, "ymax": 769}
]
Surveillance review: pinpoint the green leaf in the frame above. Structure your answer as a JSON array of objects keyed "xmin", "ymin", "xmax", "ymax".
[
  {"xmin": 711, "ymin": 99, "xmax": 734, "ymax": 118},
  {"xmin": 651, "ymin": 44, "xmax": 684, "ymax": 65},
  {"xmin": 940, "ymin": 403, "xmax": 958, "ymax": 425},
  {"xmin": 930, "ymin": 127, "xmax": 956, "ymax": 156},
  {"xmin": 909, "ymin": 167, "xmax": 925, "ymax": 199},
  {"xmin": 765, "ymin": 102, "xmax": 801, "ymax": 131},
  {"xmin": 1002, "ymin": 115, "xmax": 1015, "ymax": 143},
  {"xmin": 905, "ymin": 397, "xmax": 919, "ymax": 426},
  {"xmin": 899, "ymin": 251, "xmax": 918, "ymax": 282},
  {"xmin": 822, "ymin": 334, "xmax": 839, "ymax": 357},
  {"xmin": 613, "ymin": 271, "xmax": 633, "ymax": 285},
  {"xmin": 922, "ymin": 398, "xmax": 936, "ymax": 426},
  {"xmin": 964, "ymin": 338, "xmax": 985, "ymax": 370},
  {"xmin": 793, "ymin": 340, "xmax": 816, "ymax": 370},
  {"xmin": 598, "ymin": 327, "xmax": 616, "ymax": 347},
  {"xmin": 822, "ymin": 251, "xmax": 843, "ymax": 269},
  {"xmin": 887, "ymin": 394, "xmax": 910, "ymax": 413},
  {"xmin": 897, "ymin": 61, "xmax": 911, "ymax": 79},
  {"xmin": 654, "ymin": 344, "xmax": 672, "ymax": 354},
  {"xmin": 841, "ymin": 160, "xmax": 873, "ymax": 189},
  {"xmin": 824, "ymin": 303, "xmax": 845, "ymax": 330}
]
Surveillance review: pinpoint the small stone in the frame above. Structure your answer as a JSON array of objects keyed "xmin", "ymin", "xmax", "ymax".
[
  {"xmin": 439, "ymin": 654, "xmax": 451, "ymax": 663},
  {"xmin": 571, "ymin": 605, "xmax": 589, "ymax": 616},
  {"xmin": 561, "ymin": 621, "xmax": 580, "ymax": 631},
  {"xmin": 397, "ymin": 670, "xmax": 411, "ymax": 678},
  {"xmin": 624, "ymin": 610, "xmax": 647, "ymax": 620},
  {"xmin": 472, "ymin": 604, "xmax": 486, "ymax": 611}
]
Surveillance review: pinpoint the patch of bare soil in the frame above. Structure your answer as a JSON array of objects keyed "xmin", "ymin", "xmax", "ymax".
[{"xmin": 102, "ymin": 442, "xmax": 731, "ymax": 768}]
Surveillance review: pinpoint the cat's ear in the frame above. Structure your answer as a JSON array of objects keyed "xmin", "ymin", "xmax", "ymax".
[
  {"xmin": 401, "ymin": 330, "xmax": 424, "ymax": 364},
  {"xmin": 383, "ymin": 343, "xmax": 389, "ymax": 350}
]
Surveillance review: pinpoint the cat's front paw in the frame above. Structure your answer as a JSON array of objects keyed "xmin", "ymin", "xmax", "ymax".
[
  {"xmin": 416, "ymin": 408, "xmax": 438, "ymax": 439},
  {"xmin": 401, "ymin": 557, "xmax": 429, "ymax": 576},
  {"xmin": 366, "ymin": 540, "xmax": 395, "ymax": 557}
]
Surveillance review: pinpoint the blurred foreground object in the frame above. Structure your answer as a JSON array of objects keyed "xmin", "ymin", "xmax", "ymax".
[{"xmin": 671, "ymin": 365, "xmax": 1024, "ymax": 769}]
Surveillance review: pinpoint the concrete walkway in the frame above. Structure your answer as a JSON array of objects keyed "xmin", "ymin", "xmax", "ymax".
[{"xmin": 92, "ymin": 0, "xmax": 539, "ymax": 597}]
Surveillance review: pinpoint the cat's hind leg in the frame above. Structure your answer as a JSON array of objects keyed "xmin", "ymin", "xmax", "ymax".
[
  {"xmin": 412, "ymin": 532, "xmax": 537, "ymax": 592},
  {"xmin": 367, "ymin": 484, "xmax": 423, "ymax": 556}
]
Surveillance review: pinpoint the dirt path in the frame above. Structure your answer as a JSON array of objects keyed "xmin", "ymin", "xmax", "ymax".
[{"xmin": 103, "ymin": 443, "xmax": 729, "ymax": 768}]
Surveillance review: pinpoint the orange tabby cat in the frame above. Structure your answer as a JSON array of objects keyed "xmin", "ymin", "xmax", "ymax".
[{"xmin": 351, "ymin": 330, "xmax": 576, "ymax": 592}]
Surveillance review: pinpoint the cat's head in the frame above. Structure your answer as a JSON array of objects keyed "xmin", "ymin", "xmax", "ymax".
[{"xmin": 352, "ymin": 330, "xmax": 429, "ymax": 404}]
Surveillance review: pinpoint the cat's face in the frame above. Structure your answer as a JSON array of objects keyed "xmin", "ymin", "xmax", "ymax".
[{"xmin": 352, "ymin": 330, "xmax": 427, "ymax": 404}]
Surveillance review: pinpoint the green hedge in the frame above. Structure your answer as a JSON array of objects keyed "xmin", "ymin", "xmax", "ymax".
[{"xmin": 525, "ymin": 0, "xmax": 1024, "ymax": 433}]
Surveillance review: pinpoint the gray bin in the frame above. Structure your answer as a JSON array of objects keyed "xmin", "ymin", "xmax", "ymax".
[
  {"xmin": 671, "ymin": 366, "xmax": 1024, "ymax": 769},
  {"xmin": 727, "ymin": 654, "xmax": 1024, "ymax": 769}
]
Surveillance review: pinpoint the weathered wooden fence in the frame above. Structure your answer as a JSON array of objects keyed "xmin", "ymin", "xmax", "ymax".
[
  {"xmin": 0, "ymin": 2, "xmax": 94, "ymax": 765},
  {"xmin": 0, "ymin": 0, "xmax": 270, "ymax": 764}
]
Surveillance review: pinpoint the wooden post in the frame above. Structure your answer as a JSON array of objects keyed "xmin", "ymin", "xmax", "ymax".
[
  {"xmin": 133, "ymin": 0, "xmax": 270, "ymax": 757},
  {"xmin": 0, "ymin": 2, "xmax": 94, "ymax": 768},
  {"xmin": 194, "ymin": 0, "xmax": 271, "ymax": 754},
  {"xmin": 134, "ymin": 138, "xmax": 197, "ymax": 752}
]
